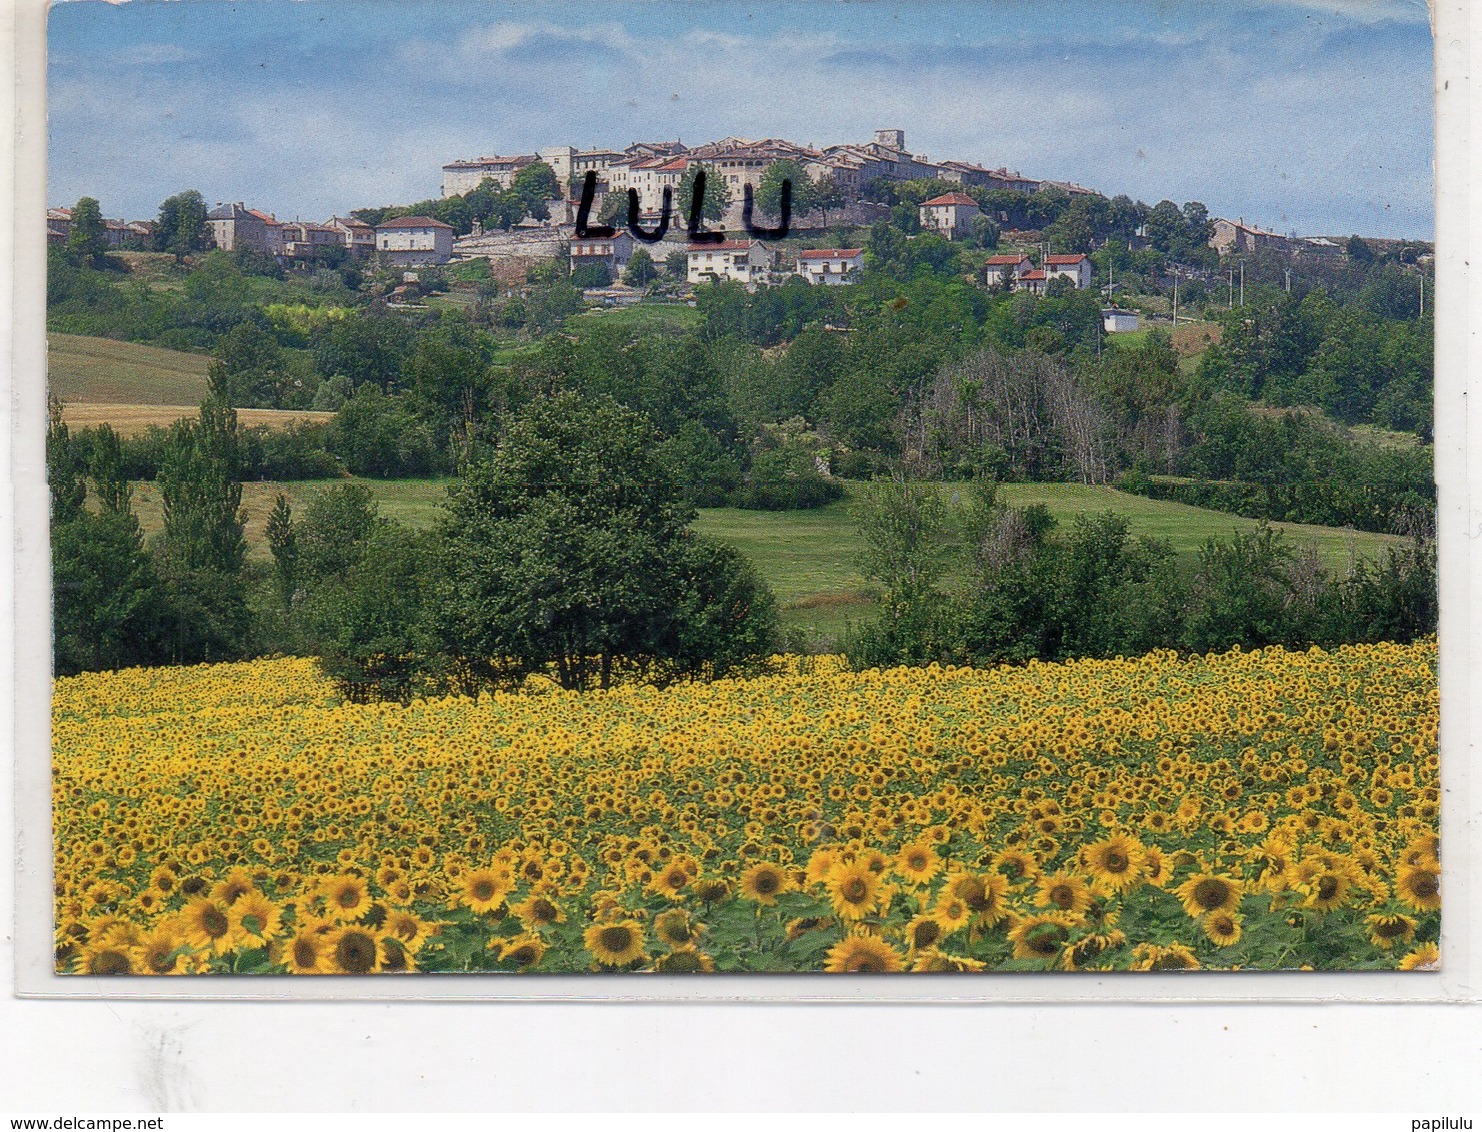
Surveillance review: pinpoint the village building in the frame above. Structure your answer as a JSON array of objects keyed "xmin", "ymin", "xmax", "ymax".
[
  {"xmin": 375, "ymin": 215, "xmax": 454, "ymax": 266},
  {"xmin": 1045, "ymin": 253, "xmax": 1093, "ymax": 289},
  {"xmin": 686, "ymin": 239, "xmax": 769, "ymax": 286},
  {"xmin": 46, "ymin": 207, "xmax": 71, "ymax": 245},
  {"xmin": 918, "ymin": 191, "xmax": 980, "ymax": 239},
  {"xmin": 207, "ymin": 202, "xmax": 283, "ymax": 257},
  {"xmin": 440, "ymin": 153, "xmax": 539, "ymax": 197},
  {"xmin": 795, "ymin": 247, "xmax": 864, "ymax": 285},
  {"xmin": 324, "ymin": 216, "xmax": 377, "ymax": 258},
  {"xmin": 1102, "ymin": 308, "xmax": 1140, "ymax": 333},
  {"xmin": 983, "ymin": 253, "xmax": 1033, "ymax": 288},
  {"xmin": 1210, "ymin": 218, "xmax": 1293, "ymax": 256},
  {"xmin": 280, "ymin": 221, "xmax": 345, "ymax": 262},
  {"xmin": 569, "ymin": 231, "xmax": 636, "ymax": 277}
]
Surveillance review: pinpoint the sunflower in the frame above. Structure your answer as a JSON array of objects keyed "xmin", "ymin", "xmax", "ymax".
[
  {"xmin": 989, "ymin": 848, "xmax": 1040, "ymax": 886},
  {"xmin": 226, "ymin": 890, "xmax": 283, "ymax": 949},
  {"xmin": 584, "ymin": 920, "xmax": 647, "ymax": 968},
  {"xmin": 823, "ymin": 934, "xmax": 905, "ymax": 973},
  {"xmin": 805, "ymin": 847, "xmax": 841, "ymax": 887},
  {"xmin": 932, "ymin": 895, "xmax": 972, "ymax": 934},
  {"xmin": 210, "ymin": 868, "xmax": 256, "ymax": 907},
  {"xmin": 1131, "ymin": 942, "xmax": 1201, "ymax": 971},
  {"xmin": 1396, "ymin": 942, "xmax": 1440, "ymax": 971},
  {"xmin": 1365, "ymin": 912, "xmax": 1418, "ymax": 950},
  {"xmin": 76, "ymin": 941, "xmax": 136, "ymax": 976},
  {"xmin": 1034, "ymin": 871, "xmax": 1094, "ymax": 915},
  {"xmin": 825, "ymin": 859, "xmax": 884, "ymax": 921},
  {"xmin": 902, "ymin": 913, "xmax": 945, "ymax": 953},
  {"xmin": 281, "ymin": 928, "xmax": 330, "ymax": 975},
  {"xmin": 1395, "ymin": 865, "xmax": 1441, "ymax": 912},
  {"xmin": 944, "ymin": 871, "xmax": 1009, "ymax": 927},
  {"xmin": 653, "ymin": 908, "xmax": 702, "ymax": 949},
  {"xmin": 510, "ymin": 893, "xmax": 565, "ymax": 931},
  {"xmin": 784, "ymin": 916, "xmax": 835, "ymax": 941},
  {"xmin": 894, "ymin": 840, "xmax": 942, "ymax": 887},
  {"xmin": 648, "ymin": 862, "xmax": 693, "ymax": 901},
  {"xmin": 383, "ymin": 909, "xmax": 433, "ymax": 953},
  {"xmin": 739, "ymin": 862, "xmax": 791, "ymax": 906},
  {"xmin": 494, "ymin": 933, "xmax": 548, "ymax": 969},
  {"xmin": 322, "ymin": 874, "xmax": 372, "ymax": 922},
  {"xmin": 180, "ymin": 897, "xmax": 235, "ymax": 955},
  {"xmin": 1201, "ymin": 911, "xmax": 1243, "ymax": 947},
  {"xmin": 133, "ymin": 923, "xmax": 188, "ymax": 976},
  {"xmin": 326, "ymin": 925, "xmax": 383, "ymax": 974},
  {"xmin": 457, "ymin": 869, "xmax": 512, "ymax": 916},
  {"xmin": 1174, "ymin": 874, "xmax": 1243, "ymax": 919},
  {"xmin": 379, "ymin": 937, "xmax": 418, "ymax": 973},
  {"xmin": 693, "ymin": 877, "xmax": 730, "ymax": 903},
  {"xmin": 1008, "ymin": 913, "xmax": 1076, "ymax": 962},
  {"xmin": 1302, "ymin": 869, "xmax": 1354, "ymax": 914},
  {"xmin": 653, "ymin": 947, "xmax": 717, "ymax": 973},
  {"xmin": 1081, "ymin": 834, "xmax": 1145, "ymax": 893},
  {"xmin": 910, "ymin": 948, "xmax": 987, "ymax": 973}
]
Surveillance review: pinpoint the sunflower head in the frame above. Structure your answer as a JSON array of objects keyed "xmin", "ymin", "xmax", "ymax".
[
  {"xmin": 739, "ymin": 863, "xmax": 790, "ymax": 906},
  {"xmin": 823, "ymin": 934, "xmax": 905, "ymax": 974},
  {"xmin": 584, "ymin": 919, "xmax": 647, "ymax": 969}
]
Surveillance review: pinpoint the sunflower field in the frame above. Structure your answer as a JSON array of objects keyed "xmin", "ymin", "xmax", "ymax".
[{"xmin": 52, "ymin": 638, "xmax": 1440, "ymax": 975}]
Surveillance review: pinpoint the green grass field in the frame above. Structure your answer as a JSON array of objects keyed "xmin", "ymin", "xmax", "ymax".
[
  {"xmin": 565, "ymin": 303, "xmax": 700, "ymax": 336},
  {"xmin": 48, "ymin": 333, "xmax": 211, "ymax": 405},
  {"xmin": 124, "ymin": 476, "xmax": 1403, "ymax": 650}
]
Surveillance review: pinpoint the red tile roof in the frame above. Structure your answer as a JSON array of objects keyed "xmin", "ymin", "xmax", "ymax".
[
  {"xmin": 986, "ymin": 254, "xmax": 1029, "ymax": 265},
  {"xmin": 797, "ymin": 248, "xmax": 863, "ymax": 259},
  {"xmin": 1020, "ymin": 269, "xmax": 1047, "ymax": 280},
  {"xmin": 377, "ymin": 216, "xmax": 455, "ymax": 230},
  {"xmin": 687, "ymin": 240, "xmax": 759, "ymax": 253},
  {"xmin": 1046, "ymin": 254, "xmax": 1088, "ymax": 265},
  {"xmin": 921, "ymin": 192, "xmax": 978, "ymax": 208}
]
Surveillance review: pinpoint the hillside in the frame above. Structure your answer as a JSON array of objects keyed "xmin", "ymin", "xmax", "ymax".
[{"xmin": 49, "ymin": 333, "xmax": 212, "ymax": 405}]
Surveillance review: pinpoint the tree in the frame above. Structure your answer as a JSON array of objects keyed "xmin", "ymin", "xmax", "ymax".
[
  {"xmin": 512, "ymin": 161, "xmax": 561, "ymax": 221},
  {"xmin": 664, "ymin": 249, "xmax": 689, "ymax": 278},
  {"xmin": 154, "ymin": 189, "xmax": 210, "ymax": 262},
  {"xmin": 623, "ymin": 247, "xmax": 658, "ymax": 286},
  {"xmin": 66, "ymin": 196, "xmax": 109, "ymax": 266},
  {"xmin": 756, "ymin": 159, "xmax": 813, "ymax": 221},
  {"xmin": 812, "ymin": 174, "xmax": 845, "ymax": 228},
  {"xmin": 266, "ymin": 494, "xmax": 297, "ymax": 610},
  {"xmin": 435, "ymin": 391, "xmax": 778, "ymax": 690},
  {"xmin": 151, "ymin": 398, "xmax": 251, "ymax": 662},
  {"xmin": 1347, "ymin": 235, "xmax": 1375, "ymax": 265},
  {"xmin": 207, "ymin": 320, "xmax": 292, "ymax": 408},
  {"xmin": 677, "ymin": 163, "xmax": 731, "ymax": 225}
]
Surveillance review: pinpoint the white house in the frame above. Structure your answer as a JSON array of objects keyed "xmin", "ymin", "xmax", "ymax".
[
  {"xmin": 795, "ymin": 247, "xmax": 864, "ymax": 285},
  {"xmin": 1102, "ymin": 308, "xmax": 1140, "ymax": 333},
  {"xmin": 918, "ymin": 191, "xmax": 980, "ymax": 240},
  {"xmin": 1045, "ymin": 253, "xmax": 1093, "ymax": 289},
  {"xmin": 440, "ymin": 154, "xmax": 537, "ymax": 197},
  {"xmin": 983, "ymin": 253, "xmax": 1032, "ymax": 288},
  {"xmin": 325, "ymin": 216, "xmax": 377, "ymax": 258},
  {"xmin": 686, "ymin": 240, "xmax": 769, "ymax": 286},
  {"xmin": 375, "ymin": 216, "xmax": 455, "ymax": 266}
]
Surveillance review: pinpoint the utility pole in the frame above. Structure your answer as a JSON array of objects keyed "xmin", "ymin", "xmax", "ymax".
[
  {"xmin": 1171, "ymin": 268, "xmax": 1178, "ymax": 328},
  {"xmin": 1419, "ymin": 272, "xmax": 1425, "ymax": 318},
  {"xmin": 1239, "ymin": 260, "xmax": 1245, "ymax": 306},
  {"xmin": 1284, "ymin": 267, "xmax": 1292, "ymax": 294},
  {"xmin": 1228, "ymin": 267, "xmax": 1234, "ymax": 309}
]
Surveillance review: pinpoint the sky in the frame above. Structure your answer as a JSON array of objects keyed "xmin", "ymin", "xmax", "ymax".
[{"xmin": 46, "ymin": 0, "xmax": 1435, "ymax": 238}]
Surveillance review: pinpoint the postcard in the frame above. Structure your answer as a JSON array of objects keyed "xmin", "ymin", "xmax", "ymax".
[{"xmin": 40, "ymin": 0, "xmax": 1440, "ymax": 979}]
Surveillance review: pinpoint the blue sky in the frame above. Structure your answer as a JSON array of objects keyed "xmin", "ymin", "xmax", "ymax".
[{"xmin": 47, "ymin": 0, "xmax": 1435, "ymax": 238}]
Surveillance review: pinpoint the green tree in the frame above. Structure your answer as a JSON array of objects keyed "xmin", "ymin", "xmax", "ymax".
[
  {"xmin": 154, "ymin": 189, "xmax": 210, "ymax": 262},
  {"xmin": 623, "ymin": 247, "xmax": 658, "ymax": 286},
  {"xmin": 664, "ymin": 249, "xmax": 689, "ymax": 278},
  {"xmin": 678, "ymin": 163, "xmax": 731, "ymax": 224},
  {"xmin": 756, "ymin": 159, "xmax": 813, "ymax": 220},
  {"xmin": 435, "ymin": 391, "xmax": 777, "ymax": 690},
  {"xmin": 266, "ymin": 493, "xmax": 297, "ymax": 610},
  {"xmin": 66, "ymin": 196, "xmax": 109, "ymax": 266},
  {"xmin": 208, "ymin": 320, "xmax": 292, "ymax": 408},
  {"xmin": 513, "ymin": 161, "xmax": 561, "ymax": 221}
]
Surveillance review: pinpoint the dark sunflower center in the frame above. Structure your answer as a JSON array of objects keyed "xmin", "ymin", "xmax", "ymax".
[
  {"xmin": 1193, "ymin": 879, "xmax": 1229, "ymax": 910},
  {"xmin": 471, "ymin": 880, "xmax": 495, "ymax": 902},
  {"xmin": 1317, "ymin": 876, "xmax": 1340, "ymax": 900},
  {"xmin": 531, "ymin": 899, "xmax": 557, "ymax": 922},
  {"xmin": 753, "ymin": 871, "xmax": 779, "ymax": 895},
  {"xmin": 203, "ymin": 905, "xmax": 229, "ymax": 937},
  {"xmin": 843, "ymin": 878, "xmax": 868, "ymax": 902},
  {"xmin": 960, "ymin": 881, "xmax": 988, "ymax": 911},
  {"xmin": 1049, "ymin": 885, "xmax": 1075, "ymax": 909},
  {"xmin": 666, "ymin": 950, "xmax": 704, "ymax": 972},
  {"xmin": 599, "ymin": 926, "xmax": 633, "ymax": 953},
  {"xmin": 1027, "ymin": 925, "xmax": 1065, "ymax": 956},
  {"xmin": 1104, "ymin": 853, "xmax": 1127, "ymax": 872},
  {"xmin": 95, "ymin": 949, "xmax": 131, "ymax": 975},
  {"xmin": 1375, "ymin": 919, "xmax": 1408, "ymax": 939},
  {"xmin": 508, "ymin": 945, "xmax": 537, "ymax": 966},
  {"xmin": 294, "ymin": 938, "xmax": 319, "ymax": 968},
  {"xmin": 913, "ymin": 921, "xmax": 941, "ymax": 948},
  {"xmin": 338, "ymin": 889, "xmax": 361, "ymax": 909},
  {"xmin": 1411, "ymin": 873, "xmax": 1438, "ymax": 899},
  {"xmin": 336, "ymin": 931, "xmax": 376, "ymax": 974}
]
